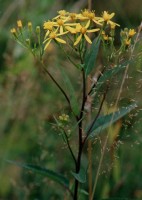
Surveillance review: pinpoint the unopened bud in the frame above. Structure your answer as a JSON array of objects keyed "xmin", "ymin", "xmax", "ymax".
[
  {"xmin": 17, "ymin": 20, "xmax": 23, "ymax": 28},
  {"xmin": 36, "ymin": 26, "xmax": 40, "ymax": 34},
  {"xmin": 28, "ymin": 22, "xmax": 32, "ymax": 32},
  {"xmin": 10, "ymin": 28, "xmax": 16, "ymax": 34},
  {"xmin": 25, "ymin": 38, "xmax": 30, "ymax": 46}
]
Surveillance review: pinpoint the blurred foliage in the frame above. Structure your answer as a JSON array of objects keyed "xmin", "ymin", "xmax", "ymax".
[{"xmin": 0, "ymin": 0, "xmax": 142, "ymax": 199}]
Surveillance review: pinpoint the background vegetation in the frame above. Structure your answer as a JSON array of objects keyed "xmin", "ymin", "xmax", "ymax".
[{"xmin": 0, "ymin": 0, "xmax": 142, "ymax": 199}]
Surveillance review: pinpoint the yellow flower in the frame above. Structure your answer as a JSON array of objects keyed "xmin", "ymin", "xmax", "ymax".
[
  {"xmin": 128, "ymin": 29, "xmax": 136, "ymax": 37},
  {"xmin": 43, "ymin": 21, "xmax": 56, "ymax": 38},
  {"xmin": 17, "ymin": 20, "xmax": 23, "ymax": 28},
  {"xmin": 28, "ymin": 22, "xmax": 32, "ymax": 31},
  {"xmin": 43, "ymin": 31, "xmax": 67, "ymax": 50},
  {"xmin": 99, "ymin": 11, "xmax": 119, "ymax": 26},
  {"xmin": 10, "ymin": 28, "xmax": 16, "ymax": 34},
  {"xmin": 125, "ymin": 39, "xmax": 131, "ymax": 46},
  {"xmin": 78, "ymin": 9, "xmax": 102, "ymax": 26},
  {"xmin": 71, "ymin": 22, "xmax": 100, "ymax": 46},
  {"xmin": 10, "ymin": 28, "xmax": 17, "ymax": 37},
  {"xmin": 59, "ymin": 114, "xmax": 69, "ymax": 121},
  {"xmin": 103, "ymin": 35, "xmax": 109, "ymax": 41},
  {"xmin": 110, "ymin": 22, "xmax": 116, "ymax": 30},
  {"xmin": 67, "ymin": 12, "xmax": 78, "ymax": 21},
  {"xmin": 53, "ymin": 10, "xmax": 69, "ymax": 20},
  {"xmin": 53, "ymin": 18, "xmax": 77, "ymax": 34},
  {"xmin": 103, "ymin": 11, "xmax": 115, "ymax": 21}
]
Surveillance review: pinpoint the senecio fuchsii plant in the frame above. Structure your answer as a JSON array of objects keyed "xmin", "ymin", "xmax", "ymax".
[{"xmin": 10, "ymin": 9, "xmax": 139, "ymax": 200}]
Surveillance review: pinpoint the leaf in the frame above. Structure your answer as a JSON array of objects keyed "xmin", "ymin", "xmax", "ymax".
[
  {"xmin": 71, "ymin": 166, "xmax": 87, "ymax": 183},
  {"xmin": 58, "ymin": 67, "xmax": 79, "ymax": 115},
  {"xmin": 95, "ymin": 61, "xmax": 129, "ymax": 92},
  {"xmin": 87, "ymin": 103, "xmax": 137, "ymax": 138},
  {"xmin": 6, "ymin": 160, "xmax": 69, "ymax": 188},
  {"xmin": 84, "ymin": 37, "xmax": 100, "ymax": 76}
]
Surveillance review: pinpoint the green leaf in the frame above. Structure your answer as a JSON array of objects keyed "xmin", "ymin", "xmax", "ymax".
[
  {"xmin": 6, "ymin": 160, "xmax": 69, "ymax": 188},
  {"xmin": 71, "ymin": 167, "xmax": 87, "ymax": 183},
  {"xmin": 95, "ymin": 61, "xmax": 130, "ymax": 92},
  {"xmin": 87, "ymin": 103, "xmax": 137, "ymax": 138},
  {"xmin": 84, "ymin": 37, "xmax": 100, "ymax": 76},
  {"xmin": 58, "ymin": 67, "xmax": 79, "ymax": 115}
]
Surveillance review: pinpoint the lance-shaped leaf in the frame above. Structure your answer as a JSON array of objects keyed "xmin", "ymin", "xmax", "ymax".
[
  {"xmin": 84, "ymin": 37, "xmax": 100, "ymax": 76},
  {"xmin": 71, "ymin": 167, "xmax": 87, "ymax": 183},
  {"xmin": 87, "ymin": 103, "xmax": 137, "ymax": 138},
  {"xmin": 95, "ymin": 60, "xmax": 133, "ymax": 93},
  {"xmin": 6, "ymin": 160, "xmax": 69, "ymax": 188}
]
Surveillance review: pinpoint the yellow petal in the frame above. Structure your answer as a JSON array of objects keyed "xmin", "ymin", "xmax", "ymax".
[
  {"xmin": 60, "ymin": 26, "xmax": 64, "ymax": 34},
  {"xmin": 44, "ymin": 30, "xmax": 50, "ymax": 39},
  {"xmin": 44, "ymin": 39, "xmax": 52, "ymax": 50},
  {"xmin": 85, "ymin": 20, "xmax": 91, "ymax": 29},
  {"xmin": 58, "ymin": 31, "xmax": 68, "ymax": 36},
  {"xmin": 43, "ymin": 38, "xmax": 50, "ymax": 44},
  {"xmin": 92, "ymin": 19, "xmax": 102, "ymax": 25},
  {"xmin": 110, "ymin": 12, "xmax": 115, "ymax": 19},
  {"xmin": 55, "ymin": 37, "xmax": 66, "ymax": 44},
  {"xmin": 65, "ymin": 26, "xmax": 76, "ymax": 33},
  {"xmin": 87, "ymin": 28, "xmax": 100, "ymax": 33},
  {"xmin": 84, "ymin": 34, "xmax": 92, "ymax": 44},
  {"xmin": 74, "ymin": 34, "xmax": 82, "ymax": 46}
]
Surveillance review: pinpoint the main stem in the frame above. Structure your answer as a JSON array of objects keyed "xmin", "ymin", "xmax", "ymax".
[{"xmin": 73, "ymin": 69, "xmax": 86, "ymax": 199}]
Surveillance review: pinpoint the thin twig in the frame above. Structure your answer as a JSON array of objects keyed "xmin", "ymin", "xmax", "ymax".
[
  {"xmin": 41, "ymin": 63, "xmax": 78, "ymax": 120},
  {"xmin": 83, "ymin": 84, "xmax": 109, "ymax": 145},
  {"xmin": 63, "ymin": 130, "xmax": 77, "ymax": 165}
]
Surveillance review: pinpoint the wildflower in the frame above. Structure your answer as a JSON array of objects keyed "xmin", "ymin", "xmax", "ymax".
[
  {"xmin": 10, "ymin": 28, "xmax": 17, "ymax": 37},
  {"xmin": 43, "ymin": 31, "xmax": 67, "ymax": 50},
  {"xmin": 53, "ymin": 10, "xmax": 69, "ymax": 20},
  {"xmin": 59, "ymin": 114, "xmax": 69, "ymax": 121},
  {"xmin": 99, "ymin": 11, "xmax": 119, "ymax": 26},
  {"xmin": 78, "ymin": 9, "xmax": 102, "ymax": 26},
  {"xmin": 10, "ymin": 28, "xmax": 16, "ymax": 34},
  {"xmin": 69, "ymin": 22, "xmax": 100, "ymax": 46},
  {"xmin": 128, "ymin": 29, "xmax": 136, "ymax": 37},
  {"xmin": 25, "ymin": 38, "xmax": 30, "ymax": 46},
  {"xmin": 125, "ymin": 39, "xmax": 131, "ymax": 46},
  {"xmin": 36, "ymin": 26, "xmax": 40, "ymax": 34},
  {"xmin": 17, "ymin": 20, "xmax": 23, "ymax": 28},
  {"xmin": 103, "ymin": 35, "xmax": 109, "ymax": 41},
  {"xmin": 110, "ymin": 22, "xmax": 116, "ymax": 30},
  {"xmin": 43, "ymin": 20, "xmax": 56, "ymax": 38},
  {"xmin": 53, "ymin": 18, "xmax": 77, "ymax": 34},
  {"xmin": 103, "ymin": 11, "xmax": 115, "ymax": 22},
  {"xmin": 28, "ymin": 22, "xmax": 32, "ymax": 31}
]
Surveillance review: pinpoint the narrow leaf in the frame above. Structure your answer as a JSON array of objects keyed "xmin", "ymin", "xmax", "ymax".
[
  {"xmin": 84, "ymin": 37, "xmax": 100, "ymax": 76},
  {"xmin": 71, "ymin": 166, "xmax": 87, "ymax": 183},
  {"xmin": 95, "ymin": 60, "xmax": 132, "ymax": 92},
  {"xmin": 6, "ymin": 160, "xmax": 69, "ymax": 188},
  {"xmin": 87, "ymin": 103, "xmax": 137, "ymax": 138}
]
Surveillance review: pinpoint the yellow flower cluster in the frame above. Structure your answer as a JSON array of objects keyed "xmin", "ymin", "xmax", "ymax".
[
  {"xmin": 120, "ymin": 28, "xmax": 136, "ymax": 46},
  {"xmin": 43, "ymin": 9, "xmax": 119, "ymax": 50},
  {"xmin": 59, "ymin": 114, "xmax": 69, "ymax": 122}
]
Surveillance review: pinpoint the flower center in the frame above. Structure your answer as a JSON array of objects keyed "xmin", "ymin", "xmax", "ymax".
[
  {"xmin": 70, "ymin": 13, "xmax": 76, "ymax": 20},
  {"xmin": 81, "ymin": 27, "xmax": 87, "ymax": 34},
  {"xmin": 88, "ymin": 12, "xmax": 95, "ymax": 19},
  {"xmin": 49, "ymin": 32, "xmax": 57, "ymax": 39},
  {"xmin": 57, "ymin": 19, "xmax": 64, "ymax": 26}
]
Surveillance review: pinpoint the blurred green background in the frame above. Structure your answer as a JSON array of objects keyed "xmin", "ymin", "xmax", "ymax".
[{"xmin": 0, "ymin": 0, "xmax": 142, "ymax": 199}]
